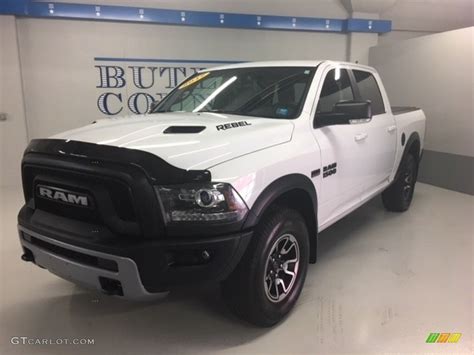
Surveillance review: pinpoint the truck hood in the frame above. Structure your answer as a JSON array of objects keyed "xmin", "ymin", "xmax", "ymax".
[{"xmin": 52, "ymin": 112, "xmax": 294, "ymax": 170}]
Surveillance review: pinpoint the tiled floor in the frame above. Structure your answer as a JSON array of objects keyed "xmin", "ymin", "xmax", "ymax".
[{"xmin": 0, "ymin": 183, "xmax": 472, "ymax": 354}]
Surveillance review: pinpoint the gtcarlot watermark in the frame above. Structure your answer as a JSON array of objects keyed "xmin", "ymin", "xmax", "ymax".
[{"xmin": 11, "ymin": 336, "xmax": 95, "ymax": 345}]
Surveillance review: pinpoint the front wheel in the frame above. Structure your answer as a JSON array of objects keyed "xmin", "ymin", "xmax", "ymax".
[
  {"xmin": 382, "ymin": 153, "xmax": 418, "ymax": 212},
  {"xmin": 222, "ymin": 207, "xmax": 309, "ymax": 327}
]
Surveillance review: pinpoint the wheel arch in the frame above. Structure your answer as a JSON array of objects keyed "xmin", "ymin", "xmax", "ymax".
[
  {"xmin": 395, "ymin": 132, "xmax": 421, "ymax": 180},
  {"xmin": 243, "ymin": 174, "xmax": 318, "ymax": 263}
]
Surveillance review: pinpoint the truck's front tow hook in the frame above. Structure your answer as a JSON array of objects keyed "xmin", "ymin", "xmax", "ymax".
[{"xmin": 21, "ymin": 249, "xmax": 35, "ymax": 263}]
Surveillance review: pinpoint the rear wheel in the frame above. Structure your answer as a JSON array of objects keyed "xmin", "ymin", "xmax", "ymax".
[
  {"xmin": 382, "ymin": 153, "xmax": 418, "ymax": 212},
  {"xmin": 222, "ymin": 207, "xmax": 309, "ymax": 327}
]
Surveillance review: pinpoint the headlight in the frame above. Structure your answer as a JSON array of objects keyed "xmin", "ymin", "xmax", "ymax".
[{"xmin": 156, "ymin": 183, "xmax": 248, "ymax": 224}]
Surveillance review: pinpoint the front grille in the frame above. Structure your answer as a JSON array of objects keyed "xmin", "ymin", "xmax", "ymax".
[
  {"xmin": 108, "ymin": 182, "xmax": 136, "ymax": 222},
  {"xmin": 22, "ymin": 163, "xmax": 142, "ymax": 237},
  {"xmin": 23, "ymin": 165, "xmax": 137, "ymax": 225},
  {"xmin": 34, "ymin": 181, "xmax": 101, "ymax": 224}
]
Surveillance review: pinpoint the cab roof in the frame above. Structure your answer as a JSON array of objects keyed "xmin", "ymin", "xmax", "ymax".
[
  {"xmin": 207, "ymin": 60, "xmax": 323, "ymax": 71},
  {"xmin": 206, "ymin": 60, "xmax": 374, "ymax": 72}
]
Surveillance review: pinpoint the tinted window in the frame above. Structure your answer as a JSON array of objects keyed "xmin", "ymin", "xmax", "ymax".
[
  {"xmin": 317, "ymin": 69, "xmax": 354, "ymax": 113},
  {"xmin": 152, "ymin": 67, "xmax": 316, "ymax": 119},
  {"xmin": 353, "ymin": 70, "xmax": 385, "ymax": 115}
]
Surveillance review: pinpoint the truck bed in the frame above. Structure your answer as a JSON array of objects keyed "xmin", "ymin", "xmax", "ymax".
[{"xmin": 391, "ymin": 106, "xmax": 420, "ymax": 115}]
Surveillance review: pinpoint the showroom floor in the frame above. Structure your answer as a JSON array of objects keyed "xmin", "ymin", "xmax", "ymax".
[{"xmin": 0, "ymin": 183, "xmax": 472, "ymax": 354}]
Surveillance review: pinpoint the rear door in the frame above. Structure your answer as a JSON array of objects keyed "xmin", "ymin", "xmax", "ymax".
[{"xmin": 351, "ymin": 69, "xmax": 397, "ymax": 195}]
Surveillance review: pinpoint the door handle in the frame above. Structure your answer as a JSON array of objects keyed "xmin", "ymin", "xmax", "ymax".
[
  {"xmin": 387, "ymin": 125, "xmax": 396, "ymax": 133},
  {"xmin": 354, "ymin": 133, "xmax": 368, "ymax": 142},
  {"xmin": 0, "ymin": 113, "xmax": 7, "ymax": 122}
]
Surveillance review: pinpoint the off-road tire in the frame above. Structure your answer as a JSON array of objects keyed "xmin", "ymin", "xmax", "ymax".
[
  {"xmin": 382, "ymin": 153, "xmax": 418, "ymax": 212},
  {"xmin": 222, "ymin": 207, "xmax": 309, "ymax": 327}
]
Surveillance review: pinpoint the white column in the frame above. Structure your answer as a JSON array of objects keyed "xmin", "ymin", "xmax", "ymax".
[
  {"xmin": 347, "ymin": 12, "xmax": 379, "ymax": 64},
  {"xmin": 341, "ymin": 0, "xmax": 397, "ymax": 64},
  {"xmin": 0, "ymin": 15, "xmax": 29, "ymax": 188}
]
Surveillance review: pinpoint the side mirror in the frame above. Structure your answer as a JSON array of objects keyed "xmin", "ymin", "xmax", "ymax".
[
  {"xmin": 314, "ymin": 100, "xmax": 372, "ymax": 128},
  {"xmin": 148, "ymin": 99, "xmax": 161, "ymax": 113}
]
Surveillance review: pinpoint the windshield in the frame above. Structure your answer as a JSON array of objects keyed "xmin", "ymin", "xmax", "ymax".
[{"xmin": 151, "ymin": 66, "xmax": 316, "ymax": 119}]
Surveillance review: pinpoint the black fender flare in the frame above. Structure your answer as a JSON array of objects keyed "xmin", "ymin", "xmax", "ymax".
[
  {"xmin": 243, "ymin": 174, "xmax": 318, "ymax": 263},
  {"xmin": 394, "ymin": 132, "xmax": 421, "ymax": 181}
]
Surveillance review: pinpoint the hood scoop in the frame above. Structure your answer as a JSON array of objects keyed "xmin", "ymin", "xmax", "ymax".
[{"xmin": 163, "ymin": 126, "xmax": 206, "ymax": 134}]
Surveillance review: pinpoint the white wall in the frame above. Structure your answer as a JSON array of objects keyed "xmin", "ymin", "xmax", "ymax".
[
  {"xmin": 379, "ymin": 0, "xmax": 473, "ymax": 49},
  {"xmin": 369, "ymin": 27, "xmax": 474, "ymax": 157},
  {"xmin": 378, "ymin": 30, "xmax": 433, "ymax": 46},
  {"xmin": 381, "ymin": 0, "xmax": 473, "ymax": 33},
  {"xmin": 369, "ymin": 26, "xmax": 473, "ymax": 194},
  {"xmin": 0, "ymin": 16, "xmax": 28, "ymax": 188}
]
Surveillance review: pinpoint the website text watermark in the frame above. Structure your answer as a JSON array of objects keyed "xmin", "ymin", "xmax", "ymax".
[{"xmin": 11, "ymin": 336, "xmax": 95, "ymax": 346}]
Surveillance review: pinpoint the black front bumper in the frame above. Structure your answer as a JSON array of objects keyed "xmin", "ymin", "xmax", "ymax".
[{"xmin": 18, "ymin": 208, "xmax": 252, "ymax": 296}]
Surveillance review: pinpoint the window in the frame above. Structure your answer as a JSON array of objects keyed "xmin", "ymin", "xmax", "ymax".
[
  {"xmin": 169, "ymin": 76, "xmax": 223, "ymax": 112},
  {"xmin": 152, "ymin": 67, "xmax": 316, "ymax": 119},
  {"xmin": 353, "ymin": 70, "xmax": 385, "ymax": 115},
  {"xmin": 316, "ymin": 69, "xmax": 354, "ymax": 113}
]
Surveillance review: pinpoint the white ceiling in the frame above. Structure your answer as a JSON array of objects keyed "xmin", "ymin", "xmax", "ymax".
[
  {"xmin": 341, "ymin": 0, "xmax": 398, "ymax": 14},
  {"xmin": 382, "ymin": 0, "xmax": 474, "ymax": 31}
]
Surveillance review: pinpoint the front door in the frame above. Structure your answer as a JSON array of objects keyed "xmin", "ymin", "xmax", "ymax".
[{"xmin": 311, "ymin": 67, "xmax": 369, "ymax": 227}]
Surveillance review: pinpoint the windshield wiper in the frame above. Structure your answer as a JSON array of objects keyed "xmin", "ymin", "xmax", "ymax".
[{"xmin": 196, "ymin": 109, "xmax": 238, "ymax": 114}]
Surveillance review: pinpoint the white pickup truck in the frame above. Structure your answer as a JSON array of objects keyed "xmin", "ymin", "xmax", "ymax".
[{"xmin": 18, "ymin": 60, "xmax": 425, "ymax": 326}]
